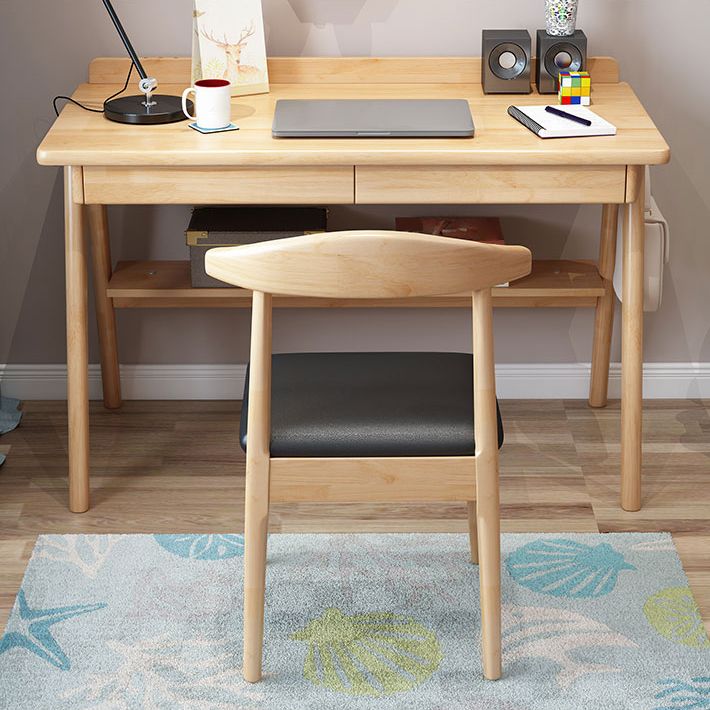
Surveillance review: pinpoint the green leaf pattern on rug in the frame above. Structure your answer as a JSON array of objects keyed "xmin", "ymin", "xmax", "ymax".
[
  {"xmin": 644, "ymin": 587, "xmax": 710, "ymax": 649},
  {"xmin": 290, "ymin": 608, "xmax": 442, "ymax": 697}
]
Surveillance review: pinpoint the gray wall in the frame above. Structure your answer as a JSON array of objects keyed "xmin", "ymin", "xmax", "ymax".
[{"xmin": 1, "ymin": 0, "xmax": 708, "ymax": 368}]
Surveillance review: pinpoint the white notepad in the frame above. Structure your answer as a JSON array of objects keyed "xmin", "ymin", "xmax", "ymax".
[{"xmin": 508, "ymin": 104, "xmax": 617, "ymax": 139}]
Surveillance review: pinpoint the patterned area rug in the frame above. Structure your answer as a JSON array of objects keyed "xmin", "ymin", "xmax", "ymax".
[{"xmin": 1, "ymin": 533, "xmax": 708, "ymax": 709}]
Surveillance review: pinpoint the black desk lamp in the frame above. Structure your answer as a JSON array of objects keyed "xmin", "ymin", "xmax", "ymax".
[{"xmin": 101, "ymin": 0, "xmax": 189, "ymax": 124}]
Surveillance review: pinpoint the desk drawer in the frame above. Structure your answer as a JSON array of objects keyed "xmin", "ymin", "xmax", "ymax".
[
  {"xmin": 83, "ymin": 166, "xmax": 355, "ymax": 205},
  {"xmin": 355, "ymin": 166, "xmax": 626, "ymax": 204}
]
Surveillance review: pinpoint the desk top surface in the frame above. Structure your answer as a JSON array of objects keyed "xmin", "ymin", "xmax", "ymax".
[{"xmin": 37, "ymin": 57, "xmax": 670, "ymax": 168}]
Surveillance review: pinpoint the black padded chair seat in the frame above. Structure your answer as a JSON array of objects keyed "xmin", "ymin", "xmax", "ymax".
[{"xmin": 240, "ymin": 352, "xmax": 504, "ymax": 457}]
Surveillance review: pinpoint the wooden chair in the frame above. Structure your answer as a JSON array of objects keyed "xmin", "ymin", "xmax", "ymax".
[{"xmin": 205, "ymin": 231, "xmax": 532, "ymax": 684}]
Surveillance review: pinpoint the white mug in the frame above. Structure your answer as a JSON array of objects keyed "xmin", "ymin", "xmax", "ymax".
[{"xmin": 182, "ymin": 79, "xmax": 232, "ymax": 129}]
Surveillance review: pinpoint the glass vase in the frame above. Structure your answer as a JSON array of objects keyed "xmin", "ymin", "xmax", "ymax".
[{"xmin": 545, "ymin": 0, "xmax": 578, "ymax": 36}]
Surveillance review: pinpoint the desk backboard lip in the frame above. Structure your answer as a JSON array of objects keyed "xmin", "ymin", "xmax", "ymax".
[{"xmin": 87, "ymin": 55, "xmax": 623, "ymax": 85}]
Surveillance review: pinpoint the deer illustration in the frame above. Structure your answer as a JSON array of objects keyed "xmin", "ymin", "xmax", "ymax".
[{"xmin": 200, "ymin": 22, "xmax": 262, "ymax": 85}]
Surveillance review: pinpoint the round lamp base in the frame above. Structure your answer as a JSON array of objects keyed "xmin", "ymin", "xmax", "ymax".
[{"xmin": 104, "ymin": 94, "xmax": 190, "ymax": 125}]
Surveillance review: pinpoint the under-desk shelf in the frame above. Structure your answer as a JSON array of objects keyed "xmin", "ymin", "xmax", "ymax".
[{"xmin": 107, "ymin": 259, "xmax": 605, "ymax": 309}]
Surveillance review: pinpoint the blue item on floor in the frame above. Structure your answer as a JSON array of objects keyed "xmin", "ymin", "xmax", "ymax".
[
  {"xmin": 0, "ymin": 395, "xmax": 22, "ymax": 466},
  {"xmin": 0, "ymin": 396, "xmax": 22, "ymax": 436}
]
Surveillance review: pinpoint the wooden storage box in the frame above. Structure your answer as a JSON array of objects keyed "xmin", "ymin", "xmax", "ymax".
[{"xmin": 186, "ymin": 207, "xmax": 328, "ymax": 288}]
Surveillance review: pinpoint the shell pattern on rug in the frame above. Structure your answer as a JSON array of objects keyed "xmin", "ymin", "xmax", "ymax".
[
  {"xmin": 653, "ymin": 676, "xmax": 710, "ymax": 710},
  {"xmin": 290, "ymin": 608, "xmax": 442, "ymax": 697},
  {"xmin": 505, "ymin": 538, "xmax": 636, "ymax": 598},
  {"xmin": 644, "ymin": 587, "xmax": 710, "ymax": 649}
]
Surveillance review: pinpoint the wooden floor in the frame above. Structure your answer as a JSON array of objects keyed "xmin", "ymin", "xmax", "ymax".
[{"xmin": 1, "ymin": 399, "xmax": 709, "ymax": 633}]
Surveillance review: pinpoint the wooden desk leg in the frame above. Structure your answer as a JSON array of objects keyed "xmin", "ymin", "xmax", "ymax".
[
  {"xmin": 589, "ymin": 204, "xmax": 620, "ymax": 408},
  {"xmin": 64, "ymin": 167, "xmax": 90, "ymax": 513},
  {"xmin": 87, "ymin": 205, "xmax": 122, "ymax": 409},
  {"xmin": 621, "ymin": 169, "xmax": 645, "ymax": 512}
]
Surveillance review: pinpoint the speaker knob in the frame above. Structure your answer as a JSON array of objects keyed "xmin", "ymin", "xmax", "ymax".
[
  {"xmin": 499, "ymin": 51, "xmax": 517, "ymax": 70},
  {"xmin": 553, "ymin": 51, "xmax": 573, "ymax": 69},
  {"xmin": 489, "ymin": 42, "xmax": 527, "ymax": 80}
]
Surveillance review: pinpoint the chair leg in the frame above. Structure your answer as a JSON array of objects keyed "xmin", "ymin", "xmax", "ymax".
[
  {"xmin": 472, "ymin": 289, "xmax": 502, "ymax": 680},
  {"xmin": 477, "ymin": 483, "xmax": 501, "ymax": 680},
  {"xmin": 467, "ymin": 500, "xmax": 479, "ymax": 564},
  {"xmin": 242, "ymin": 290, "xmax": 273, "ymax": 683},
  {"xmin": 243, "ymin": 458, "xmax": 270, "ymax": 683}
]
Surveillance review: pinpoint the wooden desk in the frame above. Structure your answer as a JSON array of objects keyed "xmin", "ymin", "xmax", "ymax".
[{"xmin": 36, "ymin": 56, "xmax": 670, "ymax": 514}]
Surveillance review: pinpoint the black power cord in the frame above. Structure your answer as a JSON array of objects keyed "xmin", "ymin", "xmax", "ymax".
[{"xmin": 52, "ymin": 64, "xmax": 134, "ymax": 117}]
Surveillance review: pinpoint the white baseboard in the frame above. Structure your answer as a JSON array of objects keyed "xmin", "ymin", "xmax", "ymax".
[
  {"xmin": 1, "ymin": 362, "xmax": 709, "ymax": 401},
  {"xmin": 493, "ymin": 363, "xmax": 710, "ymax": 399},
  {"xmin": 0, "ymin": 364, "xmax": 247, "ymax": 401}
]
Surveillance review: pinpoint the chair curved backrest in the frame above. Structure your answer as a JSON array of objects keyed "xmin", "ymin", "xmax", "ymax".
[{"xmin": 205, "ymin": 230, "xmax": 531, "ymax": 298}]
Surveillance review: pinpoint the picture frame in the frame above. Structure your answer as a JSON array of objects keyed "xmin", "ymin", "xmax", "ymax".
[{"xmin": 192, "ymin": 0, "xmax": 269, "ymax": 97}]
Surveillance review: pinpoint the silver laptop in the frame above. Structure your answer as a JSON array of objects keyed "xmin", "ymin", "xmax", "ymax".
[{"xmin": 272, "ymin": 99, "xmax": 475, "ymax": 138}]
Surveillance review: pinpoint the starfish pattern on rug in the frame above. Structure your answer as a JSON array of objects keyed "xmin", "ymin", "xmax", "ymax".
[{"xmin": 0, "ymin": 590, "xmax": 106, "ymax": 670}]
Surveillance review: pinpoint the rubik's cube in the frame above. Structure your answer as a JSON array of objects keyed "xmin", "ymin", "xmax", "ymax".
[{"xmin": 558, "ymin": 71, "xmax": 591, "ymax": 106}]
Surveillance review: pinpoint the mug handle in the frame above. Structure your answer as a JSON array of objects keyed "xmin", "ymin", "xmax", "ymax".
[{"xmin": 181, "ymin": 87, "xmax": 197, "ymax": 121}]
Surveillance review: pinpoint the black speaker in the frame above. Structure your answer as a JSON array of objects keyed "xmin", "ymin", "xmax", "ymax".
[
  {"xmin": 482, "ymin": 30, "xmax": 532, "ymax": 94},
  {"xmin": 536, "ymin": 29, "xmax": 587, "ymax": 94}
]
